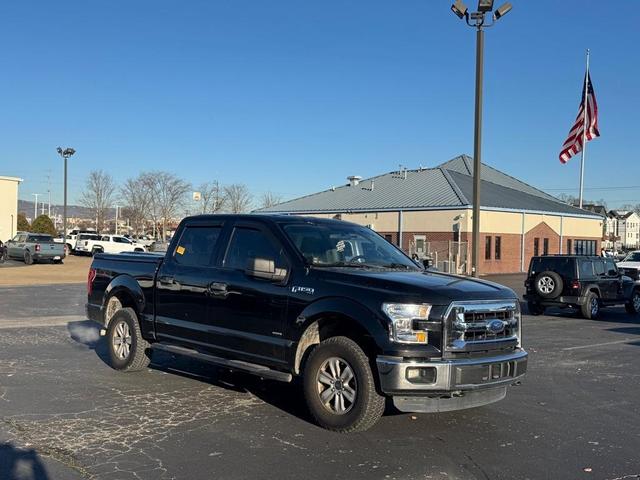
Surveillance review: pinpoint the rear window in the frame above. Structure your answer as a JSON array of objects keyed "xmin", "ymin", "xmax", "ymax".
[
  {"xmin": 578, "ymin": 259, "xmax": 594, "ymax": 278},
  {"xmin": 27, "ymin": 235, "xmax": 53, "ymax": 242},
  {"xmin": 530, "ymin": 257, "xmax": 575, "ymax": 278}
]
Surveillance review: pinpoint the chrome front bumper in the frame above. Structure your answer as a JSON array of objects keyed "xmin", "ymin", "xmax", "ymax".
[{"xmin": 376, "ymin": 349, "xmax": 528, "ymax": 394}]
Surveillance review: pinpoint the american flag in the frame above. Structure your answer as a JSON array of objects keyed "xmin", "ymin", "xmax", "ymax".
[{"xmin": 559, "ymin": 72, "xmax": 600, "ymax": 164}]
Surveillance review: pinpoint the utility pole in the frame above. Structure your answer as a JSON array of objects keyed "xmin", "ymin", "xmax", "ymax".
[
  {"xmin": 46, "ymin": 169, "xmax": 52, "ymax": 217},
  {"xmin": 32, "ymin": 193, "xmax": 40, "ymax": 220},
  {"xmin": 115, "ymin": 205, "xmax": 119, "ymax": 235},
  {"xmin": 450, "ymin": 0, "xmax": 512, "ymax": 277}
]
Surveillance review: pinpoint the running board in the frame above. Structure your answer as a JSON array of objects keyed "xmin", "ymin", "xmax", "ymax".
[{"xmin": 151, "ymin": 343, "xmax": 293, "ymax": 383}]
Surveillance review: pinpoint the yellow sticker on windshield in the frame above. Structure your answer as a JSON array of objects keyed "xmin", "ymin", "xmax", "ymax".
[{"xmin": 176, "ymin": 246, "xmax": 185, "ymax": 255}]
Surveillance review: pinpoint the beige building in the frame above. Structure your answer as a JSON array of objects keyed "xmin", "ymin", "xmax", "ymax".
[
  {"xmin": 258, "ymin": 155, "xmax": 603, "ymax": 275},
  {"xmin": 0, "ymin": 176, "xmax": 23, "ymax": 242}
]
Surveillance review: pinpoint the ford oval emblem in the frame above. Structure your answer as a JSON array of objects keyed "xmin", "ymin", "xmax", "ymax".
[{"xmin": 487, "ymin": 319, "xmax": 505, "ymax": 334}]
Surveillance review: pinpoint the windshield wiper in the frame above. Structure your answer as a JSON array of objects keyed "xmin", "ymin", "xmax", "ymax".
[
  {"xmin": 381, "ymin": 263, "xmax": 418, "ymax": 270},
  {"xmin": 312, "ymin": 262, "xmax": 372, "ymax": 268}
]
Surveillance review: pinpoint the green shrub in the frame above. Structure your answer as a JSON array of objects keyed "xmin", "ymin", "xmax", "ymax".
[
  {"xmin": 30, "ymin": 215, "xmax": 57, "ymax": 236},
  {"xmin": 17, "ymin": 213, "xmax": 30, "ymax": 232}
]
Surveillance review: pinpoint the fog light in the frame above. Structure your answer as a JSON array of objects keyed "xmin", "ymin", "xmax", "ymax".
[{"xmin": 406, "ymin": 367, "xmax": 437, "ymax": 384}]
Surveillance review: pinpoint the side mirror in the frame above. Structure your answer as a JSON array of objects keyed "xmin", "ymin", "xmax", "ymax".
[
  {"xmin": 608, "ymin": 269, "xmax": 619, "ymax": 277},
  {"xmin": 422, "ymin": 258, "xmax": 434, "ymax": 269},
  {"xmin": 246, "ymin": 257, "xmax": 287, "ymax": 282}
]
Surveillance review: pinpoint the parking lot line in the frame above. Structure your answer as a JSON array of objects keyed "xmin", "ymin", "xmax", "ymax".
[
  {"xmin": 562, "ymin": 338, "xmax": 637, "ymax": 351},
  {"xmin": 0, "ymin": 315, "xmax": 86, "ymax": 329}
]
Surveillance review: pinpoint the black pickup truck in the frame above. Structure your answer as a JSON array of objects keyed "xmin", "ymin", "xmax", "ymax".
[{"xmin": 87, "ymin": 214, "xmax": 527, "ymax": 432}]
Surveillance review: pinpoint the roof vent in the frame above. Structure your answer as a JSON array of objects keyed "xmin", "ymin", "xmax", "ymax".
[{"xmin": 347, "ymin": 175, "xmax": 362, "ymax": 187}]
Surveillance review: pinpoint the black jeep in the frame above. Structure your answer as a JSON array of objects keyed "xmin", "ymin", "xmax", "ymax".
[{"xmin": 524, "ymin": 255, "xmax": 640, "ymax": 319}]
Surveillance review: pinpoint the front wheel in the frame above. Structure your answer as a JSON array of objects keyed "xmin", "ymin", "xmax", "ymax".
[
  {"xmin": 581, "ymin": 292, "xmax": 600, "ymax": 319},
  {"xmin": 303, "ymin": 336, "xmax": 385, "ymax": 432},
  {"xmin": 625, "ymin": 289, "xmax": 640, "ymax": 315},
  {"xmin": 106, "ymin": 307, "xmax": 151, "ymax": 372}
]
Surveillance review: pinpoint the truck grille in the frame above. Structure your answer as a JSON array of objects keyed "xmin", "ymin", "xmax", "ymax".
[{"xmin": 444, "ymin": 301, "xmax": 520, "ymax": 355}]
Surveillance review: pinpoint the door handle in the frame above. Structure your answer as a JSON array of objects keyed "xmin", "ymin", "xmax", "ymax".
[
  {"xmin": 208, "ymin": 282, "xmax": 229, "ymax": 297},
  {"xmin": 158, "ymin": 275, "xmax": 175, "ymax": 285}
]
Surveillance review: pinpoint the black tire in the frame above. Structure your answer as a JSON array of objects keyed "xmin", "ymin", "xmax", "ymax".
[
  {"xmin": 53, "ymin": 259, "xmax": 63, "ymax": 264},
  {"xmin": 527, "ymin": 301, "xmax": 545, "ymax": 316},
  {"xmin": 303, "ymin": 336, "xmax": 385, "ymax": 432},
  {"xmin": 625, "ymin": 289, "xmax": 640, "ymax": 315},
  {"xmin": 106, "ymin": 307, "xmax": 151, "ymax": 372},
  {"xmin": 24, "ymin": 251, "xmax": 33, "ymax": 265},
  {"xmin": 534, "ymin": 271, "xmax": 563, "ymax": 299},
  {"xmin": 91, "ymin": 247, "xmax": 103, "ymax": 257},
  {"xmin": 581, "ymin": 291, "xmax": 600, "ymax": 319}
]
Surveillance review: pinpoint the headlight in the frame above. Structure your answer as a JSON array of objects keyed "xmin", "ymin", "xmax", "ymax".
[{"xmin": 382, "ymin": 303, "xmax": 432, "ymax": 344}]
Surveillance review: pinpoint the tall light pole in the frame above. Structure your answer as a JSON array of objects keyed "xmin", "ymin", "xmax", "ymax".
[
  {"xmin": 32, "ymin": 193, "xmax": 41, "ymax": 220},
  {"xmin": 56, "ymin": 147, "xmax": 76, "ymax": 242},
  {"xmin": 451, "ymin": 0, "xmax": 512, "ymax": 277}
]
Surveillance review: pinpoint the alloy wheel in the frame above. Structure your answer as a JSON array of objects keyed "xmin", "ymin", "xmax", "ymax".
[
  {"xmin": 538, "ymin": 276, "xmax": 555, "ymax": 294},
  {"xmin": 112, "ymin": 321, "xmax": 132, "ymax": 360},
  {"xmin": 316, "ymin": 357, "xmax": 357, "ymax": 415}
]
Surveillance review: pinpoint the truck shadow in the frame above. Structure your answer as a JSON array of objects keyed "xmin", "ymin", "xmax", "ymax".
[
  {"xmin": 68, "ymin": 323, "xmax": 402, "ymax": 424},
  {"xmin": 0, "ymin": 443, "xmax": 50, "ymax": 480},
  {"xmin": 149, "ymin": 350, "xmax": 317, "ymax": 423}
]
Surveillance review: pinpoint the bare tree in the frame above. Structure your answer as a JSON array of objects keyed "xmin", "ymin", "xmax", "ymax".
[
  {"xmin": 120, "ymin": 175, "xmax": 154, "ymax": 235},
  {"xmin": 198, "ymin": 181, "xmax": 226, "ymax": 214},
  {"xmin": 148, "ymin": 172, "xmax": 191, "ymax": 239},
  {"xmin": 223, "ymin": 184, "xmax": 253, "ymax": 213},
  {"xmin": 259, "ymin": 191, "xmax": 283, "ymax": 209},
  {"xmin": 79, "ymin": 170, "xmax": 116, "ymax": 232}
]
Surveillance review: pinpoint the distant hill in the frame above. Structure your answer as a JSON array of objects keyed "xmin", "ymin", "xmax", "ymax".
[{"xmin": 18, "ymin": 200, "xmax": 111, "ymax": 219}]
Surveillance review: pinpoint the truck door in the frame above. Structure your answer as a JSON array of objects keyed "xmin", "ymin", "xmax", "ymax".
[
  {"xmin": 604, "ymin": 258, "xmax": 623, "ymax": 300},
  {"xmin": 154, "ymin": 221, "xmax": 225, "ymax": 346},
  {"xmin": 205, "ymin": 221, "xmax": 290, "ymax": 365}
]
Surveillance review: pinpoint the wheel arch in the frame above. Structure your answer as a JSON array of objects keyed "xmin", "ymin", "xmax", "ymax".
[
  {"xmin": 292, "ymin": 298, "xmax": 385, "ymax": 375},
  {"xmin": 103, "ymin": 275, "xmax": 145, "ymax": 327}
]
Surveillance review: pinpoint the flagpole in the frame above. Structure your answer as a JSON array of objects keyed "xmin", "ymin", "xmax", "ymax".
[{"xmin": 578, "ymin": 49, "xmax": 590, "ymax": 208}]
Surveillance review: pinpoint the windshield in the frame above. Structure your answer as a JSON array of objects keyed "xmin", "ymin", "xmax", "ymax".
[
  {"xmin": 282, "ymin": 222, "xmax": 420, "ymax": 270},
  {"xmin": 623, "ymin": 252, "xmax": 640, "ymax": 262}
]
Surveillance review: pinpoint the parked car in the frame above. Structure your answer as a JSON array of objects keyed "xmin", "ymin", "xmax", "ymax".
[
  {"xmin": 87, "ymin": 214, "xmax": 528, "ymax": 432},
  {"xmin": 524, "ymin": 255, "xmax": 640, "ymax": 318},
  {"xmin": 616, "ymin": 251, "xmax": 640, "ymax": 280},
  {"xmin": 84, "ymin": 235, "xmax": 147, "ymax": 256},
  {"xmin": 5, "ymin": 232, "xmax": 65, "ymax": 264},
  {"xmin": 65, "ymin": 228, "xmax": 98, "ymax": 254},
  {"xmin": 73, "ymin": 233, "xmax": 101, "ymax": 255},
  {"xmin": 148, "ymin": 240, "xmax": 169, "ymax": 253},
  {"xmin": 132, "ymin": 235, "xmax": 155, "ymax": 248},
  {"xmin": 0, "ymin": 240, "xmax": 7, "ymax": 263}
]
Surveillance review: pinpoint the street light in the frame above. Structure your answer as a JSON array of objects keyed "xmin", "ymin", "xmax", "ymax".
[
  {"xmin": 56, "ymin": 147, "xmax": 76, "ymax": 247},
  {"xmin": 450, "ymin": 0, "xmax": 512, "ymax": 277}
]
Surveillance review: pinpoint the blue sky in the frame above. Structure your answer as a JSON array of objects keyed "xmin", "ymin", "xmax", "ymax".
[{"xmin": 0, "ymin": 0, "xmax": 638, "ymax": 208}]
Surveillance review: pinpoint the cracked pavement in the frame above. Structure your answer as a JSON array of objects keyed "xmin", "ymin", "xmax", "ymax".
[{"xmin": 1, "ymin": 281, "xmax": 639, "ymax": 480}]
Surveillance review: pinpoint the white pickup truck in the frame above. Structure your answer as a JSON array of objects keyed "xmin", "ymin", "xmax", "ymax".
[{"xmin": 80, "ymin": 235, "xmax": 147, "ymax": 256}]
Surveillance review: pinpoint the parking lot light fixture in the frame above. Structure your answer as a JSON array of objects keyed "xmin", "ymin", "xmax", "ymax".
[
  {"xmin": 56, "ymin": 147, "xmax": 76, "ymax": 247},
  {"xmin": 450, "ymin": 1, "xmax": 512, "ymax": 277}
]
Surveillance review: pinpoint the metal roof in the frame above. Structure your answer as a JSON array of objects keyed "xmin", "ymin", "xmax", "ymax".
[{"xmin": 257, "ymin": 154, "xmax": 601, "ymax": 218}]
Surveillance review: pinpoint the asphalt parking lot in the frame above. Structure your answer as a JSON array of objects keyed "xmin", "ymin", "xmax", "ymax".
[{"xmin": 1, "ymin": 278, "xmax": 639, "ymax": 480}]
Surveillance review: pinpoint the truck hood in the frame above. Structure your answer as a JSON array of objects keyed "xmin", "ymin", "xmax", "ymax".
[
  {"xmin": 617, "ymin": 261, "xmax": 640, "ymax": 270},
  {"xmin": 315, "ymin": 268, "xmax": 517, "ymax": 305}
]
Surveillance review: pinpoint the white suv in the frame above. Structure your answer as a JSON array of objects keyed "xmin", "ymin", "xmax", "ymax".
[{"xmin": 84, "ymin": 235, "xmax": 146, "ymax": 256}]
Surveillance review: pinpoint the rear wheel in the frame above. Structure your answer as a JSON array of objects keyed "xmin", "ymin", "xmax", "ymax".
[
  {"xmin": 581, "ymin": 292, "xmax": 600, "ymax": 319},
  {"xmin": 106, "ymin": 307, "xmax": 151, "ymax": 372},
  {"xmin": 303, "ymin": 336, "xmax": 385, "ymax": 432},
  {"xmin": 625, "ymin": 289, "xmax": 640, "ymax": 315},
  {"xmin": 91, "ymin": 247, "xmax": 103, "ymax": 256},
  {"xmin": 24, "ymin": 251, "xmax": 33, "ymax": 265}
]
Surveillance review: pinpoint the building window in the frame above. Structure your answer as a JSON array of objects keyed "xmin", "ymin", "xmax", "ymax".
[
  {"xmin": 534, "ymin": 238, "xmax": 540, "ymax": 256},
  {"xmin": 543, "ymin": 238, "xmax": 549, "ymax": 255},
  {"xmin": 574, "ymin": 240, "xmax": 597, "ymax": 256},
  {"xmin": 485, "ymin": 236, "xmax": 492, "ymax": 260},
  {"xmin": 567, "ymin": 239, "xmax": 572, "ymax": 254},
  {"xmin": 495, "ymin": 236, "xmax": 501, "ymax": 260},
  {"xmin": 384, "ymin": 234, "xmax": 393, "ymax": 243}
]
